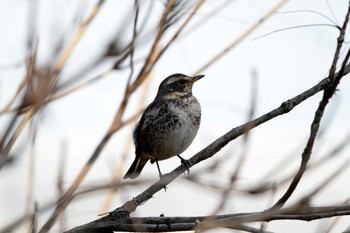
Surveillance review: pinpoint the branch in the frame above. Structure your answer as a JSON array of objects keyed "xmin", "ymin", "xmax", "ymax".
[
  {"xmin": 116, "ymin": 62, "xmax": 349, "ymax": 215},
  {"xmin": 65, "ymin": 205, "xmax": 350, "ymax": 232},
  {"xmin": 65, "ymin": 60, "xmax": 350, "ymax": 232},
  {"xmin": 38, "ymin": 2, "xmax": 178, "ymax": 232},
  {"xmin": 270, "ymin": 1, "xmax": 350, "ymax": 210},
  {"xmin": 193, "ymin": 0, "xmax": 289, "ymax": 75}
]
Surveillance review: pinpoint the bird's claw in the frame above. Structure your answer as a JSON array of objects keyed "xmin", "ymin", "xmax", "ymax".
[{"xmin": 178, "ymin": 155, "xmax": 191, "ymax": 175}]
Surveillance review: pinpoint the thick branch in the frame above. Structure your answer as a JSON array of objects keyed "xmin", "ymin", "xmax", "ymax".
[{"xmin": 65, "ymin": 205, "xmax": 350, "ymax": 232}]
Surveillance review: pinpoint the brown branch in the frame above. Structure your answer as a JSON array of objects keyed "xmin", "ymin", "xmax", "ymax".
[
  {"xmin": 193, "ymin": 0, "xmax": 289, "ymax": 75},
  {"xmin": 53, "ymin": 0, "xmax": 106, "ymax": 73},
  {"xmin": 100, "ymin": 73, "xmax": 150, "ymax": 214},
  {"xmin": 25, "ymin": 122, "xmax": 37, "ymax": 232},
  {"xmin": 37, "ymin": 1, "xmax": 176, "ymax": 228},
  {"xmin": 0, "ymin": 0, "xmax": 106, "ymax": 168},
  {"xmin": 47, "ymin": 68, "xmax": 113, "ymax": 104},
  {"xmin": 0, "ymin": 37, "xmax": 38, "ymax": 154},
  {"xmin": 98, "ymin": 1, "xmax": 143, "ymax": 212},
  {"xmin": 128, "ymin": 0, "xmax": 175, "ymax": 94},
  {"xmin": 140, "ymin": 0, "xmax": 205, "ymax": 78}
]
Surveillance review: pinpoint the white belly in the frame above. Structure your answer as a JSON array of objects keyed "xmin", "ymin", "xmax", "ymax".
[
  {"xmin": 156, "ymin": 121, "xmax": 199, "ymax": 160},
  {"xmin": 152, "ymin": 102, "xmax": 200, "ymax": 160}
]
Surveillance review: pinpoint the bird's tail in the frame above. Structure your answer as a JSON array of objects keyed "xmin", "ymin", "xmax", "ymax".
[{"xmin": 123, "ymin": 155, "xmax": 149, "ymax": 179}]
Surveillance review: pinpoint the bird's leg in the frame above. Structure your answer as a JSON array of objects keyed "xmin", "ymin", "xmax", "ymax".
[
  {"xmin": 177, "ymin": 155, "xmax": 191, "ymax": 174},
  {"xmin": 155, "ymin": 159, "xmax": 163, "ymax": 178},
  {"xmin": 155, "ymin": 159, "xmax": 168, "ymax": 191}
]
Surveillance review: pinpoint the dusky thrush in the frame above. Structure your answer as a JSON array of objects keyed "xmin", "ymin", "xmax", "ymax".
[{"xmin": 123, "ymin": 73, "xmax": 204, "ymax": 179}]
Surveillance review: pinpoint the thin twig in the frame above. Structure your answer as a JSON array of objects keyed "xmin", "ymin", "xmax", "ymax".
[
  {"xmin": 270, "ymin": 3, "xmax": 350, "ymax": 209},
  {"xmin": 193, "ymin": 0, "xmax": 289, "ymax": 75},
  {"xmin": 253, "ymin": 23, "xmax": 338, "ymax": 41}
]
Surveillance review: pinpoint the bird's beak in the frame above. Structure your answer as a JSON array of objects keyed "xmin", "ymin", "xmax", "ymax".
[{"xmin": 191, "ymin": 74, "xmax": 205, "ymax": 83}]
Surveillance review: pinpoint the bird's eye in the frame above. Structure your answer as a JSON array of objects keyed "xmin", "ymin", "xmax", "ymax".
[{"xmin": 178, "ymin": 79, "xmax": 187, "ymax": 84}]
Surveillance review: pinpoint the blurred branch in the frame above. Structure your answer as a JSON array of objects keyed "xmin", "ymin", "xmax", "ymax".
[
  {"xmin": 183, "ymin": 0, "xmax": 235, "ymax": 38},
  {"xmin": 211, "ymin": 70, "xmax": 258, "ymax": 216},
  {"xmin": 136, "ymin": 0, "xmax": 205, "ymax": 79},
  {"xmin": 38, "ymin": 1, "xmax": 180, "ymax": 232},
  {"xmin": 100, "ymin": 70, "xmax": 151, "ymax": 214},
  {"xmin": 127, "ymin": 0, "xmax": 175, "ymax": 94},
  {"xmin": 193, "ymin": 0, "xmax": 289, "ymax": 75},
  {"xmin": 299, "ymin": 152, "xmax": 350, "ymax": 204},
  {"xmin": 47, "ymin": 68, "xmax": 113, "ymax": 103},
  {"xmin": 57, "ymin": 140, "xmax": 68, "ymax": 232},
  {"xmin": 0, "ymin": 179, "xmax": 148, "ymax": 233},
  {"xmin": 30, "ymin": 202, "xmax": 38, "ymax": 233},
  {"xmin": 0, "ymin": 0, "xmax": 106, "ymax": 168},
  {"xmin": 53, "ymin": 0, "xmax": 106, "ymax": 73},
  {"xmin": 246, "ymin": 130, "xmax": 350, "ymax": 195},
  {"xmin": 99, "ymin": 0, "xmax": 144, "ymax": 213},
  {"xmin": 323, "ymin": 197, "xmax": 350, "ymax": 233},
  {"xmin": 0, "ymin": 37, "xmax": 38, "ymax": 155},
  {"xmin": 25, "ymin": 121, "xmax": 37, "ymax": 232},
  {"xmin": 0, "ymin": 107, "xmax": 36, "ymax": 166}
]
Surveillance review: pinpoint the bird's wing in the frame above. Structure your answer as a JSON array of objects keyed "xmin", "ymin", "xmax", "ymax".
[{"xmin": 133, "ymin": 101, "xmax": 170, "ymax": 155}]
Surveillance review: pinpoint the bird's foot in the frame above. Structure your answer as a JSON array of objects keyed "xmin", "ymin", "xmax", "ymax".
[
  {"xmin": 154, "ymin": 160, "xmax": 168, "ymax": 191},
  {"xmin": 178, "ymin": 155, "xmax": 191, "ymax": 175}
]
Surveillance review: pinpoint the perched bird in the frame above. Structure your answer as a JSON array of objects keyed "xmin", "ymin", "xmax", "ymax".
[{"xmin": 124, "ymin": 73, "xmax": 204, "ymax": 179}]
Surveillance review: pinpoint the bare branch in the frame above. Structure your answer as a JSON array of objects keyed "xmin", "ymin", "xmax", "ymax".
[
  {"xmin": 112, "ymin": 62, "xmax": 349, "ymax": 216},
  {"xmin": 270, "ymin": 2, "xmax": 350, "ymax": 210},
  {"xmin": 65, "ymin": 205, "xmax": 350, "ymax": 232}
]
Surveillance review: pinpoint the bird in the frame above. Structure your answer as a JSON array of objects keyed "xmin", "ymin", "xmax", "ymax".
[{"xmin": 123, "ymin": 73, "xmax": 204, "ymax": 179}]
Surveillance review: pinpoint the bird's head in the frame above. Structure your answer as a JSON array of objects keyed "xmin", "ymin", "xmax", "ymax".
[{"xmin": 156, "ymin": 73, "xmax": 204, "ymax": 99}]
